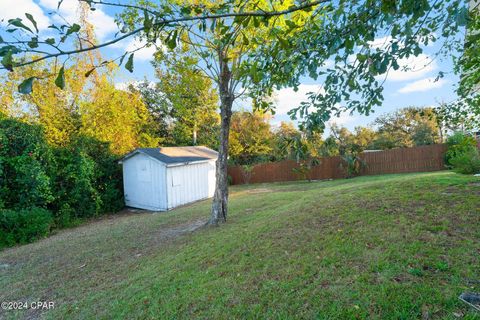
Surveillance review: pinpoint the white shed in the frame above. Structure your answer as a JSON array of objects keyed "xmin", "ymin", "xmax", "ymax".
[{"xmin": 120, "ymin": 146, "xmax": 217, "ymax": 211}]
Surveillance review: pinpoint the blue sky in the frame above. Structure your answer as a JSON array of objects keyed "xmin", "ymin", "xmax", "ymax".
[{"xmin": 0, "ymin": 0, "xmax": 461, "ymax": 134}]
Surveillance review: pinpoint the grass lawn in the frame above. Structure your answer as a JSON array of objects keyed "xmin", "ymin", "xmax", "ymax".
[{"xmin": 1, "ymin": 171, "xmax": 480, "ymax": 319}]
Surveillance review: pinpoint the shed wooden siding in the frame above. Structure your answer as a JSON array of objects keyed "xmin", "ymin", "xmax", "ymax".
[
  {"xmin": 166, "ymin": 160, "xmax": 216, "ymax": 209},
  {"xmin": 123, "ymin": 153, "xmax": 167, "ymax": 210}
]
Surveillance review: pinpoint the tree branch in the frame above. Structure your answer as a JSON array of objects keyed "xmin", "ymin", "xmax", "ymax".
[{"xmin": 4, "ymin": 0, "xmax": 327, "ymax": 69}]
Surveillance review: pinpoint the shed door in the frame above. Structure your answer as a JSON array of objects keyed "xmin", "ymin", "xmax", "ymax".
[{"xmin": 136, "ymin": 159, "xmax": 154, "ymax": 206}]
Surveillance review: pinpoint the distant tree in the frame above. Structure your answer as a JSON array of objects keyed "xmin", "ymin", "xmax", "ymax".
[
  {"xmin": 353, "ymin": 127, "xmax": 377, "ymax": 150},
  {"xmin": 319, "ymin": 136, "xmax": 340, "ymax": 157},
  {"xmin": 287, "ymin": 132, "xmax": 322, "ymax": 182},
  {"xmin": 372, "ymin": 107, "xmax": 441, "ymax": 149},
  {"xmin": 436, "ymin": 101, "xmax": 477, "ymax": 136},
  {"xmin": 328, "ymin": 124, "xmax": 373, "ymax": 154},
  {"xmin": 328, "ymin": 125, "xmax": 368, "ymax": 177},
  {"xmin": 0, "ymin": 59, "xmax": 89, "ymax": 146},
  {"xmin": 272, "ymin": 122, "xmax": 301, "ymax": 160},
  {"xmin": 329, "ymin": 125, "xmax": 355, "ymax": 153},
  {"xmin": 152, "ymin": 46, "xmax": 220, "ymax": 148},
  {"xmin": 130, "ymin": 81, "xmax": 173, "ymax": 145},
  {"xmin": 80, "ymin": 76, "xmax": 160, "ymax": 155},
  {"xmin": 229, "ymin": 111, "xmax": 273, "ymax": 165}
]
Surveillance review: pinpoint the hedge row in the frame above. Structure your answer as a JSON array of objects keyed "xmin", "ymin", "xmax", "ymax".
[{"xmin": 0, "ymin": 118, "xmax": 124, "ymax": 249}]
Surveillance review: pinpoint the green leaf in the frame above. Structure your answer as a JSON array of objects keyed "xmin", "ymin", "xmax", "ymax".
[
  {"xmin": 7, "ymin": 18, "xmax": 33, "ymax": 33},
  {"xmin": 61, "ymin": 23, "xmax": 81, "ymax": 42},
  {"xmin": 85, "ymin": 67, "xmax": 96, "ymax": 78},
  {"xmin": 302, "ymin": 5, "xmax": 314, "ymax": 12},
  {"xmin": 344, "ymin": 38, "xmax": 354, "ymax": 50},
  {"xmin": 18, "ymin": 77, "xmax": 35, "ymax": 94},
  {"xmin": 242, "ymin": 33, "xmax": 249, "ymax": 46},
  {"xmin": 45, "ymin": 38, "xmax": 55, "ymax": 45},
  {"xmin": 55, "ymin": 66, "xmax": 65, "ymax": 89},
  {"xmin": 143, "ymin": 10, "xmax": 151, "ymax": 33},
  {"xmin": 28, "ymin": 37, "xmax": 38, "ymax": 48},
  {"xmin": 125, "ymin": 53, "xmax": 134, "ymax": 73},
  {"xmin": 357, "ymin": 54, "xmax": 368, "ymax": 63},
  {"xmin": 180, "ymin": 6, "xmax": 192, "ymax": 15},
  {"xmin": 242, "ymin": 17, "xmax": 251, "ymax": 27},
  {"xmin": 285, "ymin": 20, "xmax": 297, "ymax": 30},
  {"xmin": 1, "ymin": 51, "xmax": 14, "ymax": 71},
  {"xmin": 167, "ymin": 30, "xmax": 178, "ymax": 50},
  {"xmin": 25, "ymin": 13, "xmax": 38, "ymax": 33},
  {"xmin": 277, "ymin": 36, "xmax": 289, "ymax": 49},
  {"xmin": 0, "ymin": 45, "xmax": 20, "ymax": 57},
  {"xmin": 380, "ymin": 0, "xmax": 397, "ymax": 14}
]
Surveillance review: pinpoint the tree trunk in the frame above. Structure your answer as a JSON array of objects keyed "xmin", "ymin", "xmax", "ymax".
[
  {"xmin": 209, "ymin": 50, "xmax": 233, "ymax": 225},
  {"xmin": 193, "ymin": 122, "xmax": 197, "ymax": 145}
]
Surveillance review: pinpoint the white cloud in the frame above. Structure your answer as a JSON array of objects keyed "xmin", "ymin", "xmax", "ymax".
[
  {"xmin": 273, "ymin": 84, "xmax": 323, "ymax": 116},
  {"xmin": 115, "ymin": 80, "xmax": 155, "ymax": 91},
  {"xmin": 327, "ymin": 110, "xmax": 356, "ymax": 127},
  {"xmin": 124, "ymin": 38, "xmax": 160, "ymax": 61},
  {"xmin": 368, "ymin": 36, "xmax": 393, "ymax": 49},
  {"xmin": 0, "ymin": 0, "xmax": 117, "ymax": 40},
  {"xmin": 398, "ymin": 77, "xmax": 447, "ymax": 94},
  {"xmin": 385, "ymin": 54, "xmax": 438, "ymax": 82},
  {"xmin": 115, "ymin": 82, "xmax": 134, "ymax": 91},
  {"xmin": 0, "ymin": 0, "xmax": 50, "ymax": 31},
  {"xmin": 273, "ymin": 84, "xmax": 356, "ymax": 128},
  {"xmin": 369, "ymin": 33, "xmax": 436, "ymax": 50},
  {"xmin": 39, "ymin": 0, "xmax": 117, "ymax": 40}
]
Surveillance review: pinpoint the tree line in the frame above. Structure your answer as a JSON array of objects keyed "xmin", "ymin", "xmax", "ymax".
[{"xmin": 227, "ymin": 106, "xmax": 449, "ymax": 166}]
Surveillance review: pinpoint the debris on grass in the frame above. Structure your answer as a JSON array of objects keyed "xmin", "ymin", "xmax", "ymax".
[{"xmin": 459, "ymin": 292, "xmax": 480, "ymax": 312}]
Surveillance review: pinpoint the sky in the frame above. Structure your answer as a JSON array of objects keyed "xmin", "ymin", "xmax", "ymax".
[{"xmin": 0, "ymin": 0, "xmax": 461, "ymax": 134}]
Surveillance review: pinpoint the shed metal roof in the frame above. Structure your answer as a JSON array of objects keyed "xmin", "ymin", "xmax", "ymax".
[{"xmin": 121, "ymin": 146, "xmax": 218, "ymax": 165}]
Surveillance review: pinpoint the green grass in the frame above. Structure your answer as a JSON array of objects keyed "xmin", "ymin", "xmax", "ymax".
[{"xmin": 1, "ymin": 172, "xmax": 480, "ymax": 319}]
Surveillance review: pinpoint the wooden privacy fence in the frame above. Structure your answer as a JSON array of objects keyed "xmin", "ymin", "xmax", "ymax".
[{"xmin": 228, "ymin": 143, "xmax": 449, "ymax": 185}]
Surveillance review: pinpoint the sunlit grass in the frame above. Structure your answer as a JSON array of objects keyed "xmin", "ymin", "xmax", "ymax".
[{"xmin": 1, "ymin": 171, "xmax": 479, "ymax": 319}]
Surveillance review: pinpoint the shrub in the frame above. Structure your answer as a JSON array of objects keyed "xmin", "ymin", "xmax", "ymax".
[
  {"xmin": 71, "ymin": 136, "xmax": 123, "ymax": 213},
  {"xmin": 340, "ymin": 152, "xmax": 366, "ymax": 178},
  {"xmin": 445, "ymin": 132, "xmax": 477, "ymax": 166},
  {"xmin": 450, "ymin": 148, "xmax": 480, "ymax": 174},
  {"xmin": 51, "ymin": 147, "xmax": 101, "ymax": 223},
  {"xmin": 241, "ymin": 164, "xmax": 255, "ymax": 184},
  {"xmin": 0, "ymin": 119, "xmax": 124, "ymax": 243},
  {"xmin": 445, "ymin": 132, "xmax": 480, "ymax": 174},
  {"xmin": 0, "ymin": 208, "xmax": 54, "ymax": 249},
  {"xmin": 50, "ymin": 135, "xmax": 123, "ymax": 225},
  {"xmin": 0, "ymin": 119, "xmax": 53, "ymax": 209}
]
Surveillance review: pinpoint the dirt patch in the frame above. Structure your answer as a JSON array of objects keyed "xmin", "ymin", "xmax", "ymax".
[
  {"xmin": 153, "ymin": 219, "xmax": 206, "ymax": 241},
  {"xmin": 356, "ymin": 198, "xmax": 426, "ymax": 215},
  {"xmin": 247, "ymin": 188, "xmax": 273, "ymax": 194}
]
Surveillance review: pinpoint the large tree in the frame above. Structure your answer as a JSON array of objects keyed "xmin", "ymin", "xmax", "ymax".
[
  {"xmin": 373, "ymin": 107, "xmax": 441, "ymax": 148},
  {"xmin": 0, "ymin": 0, "xmax": 469, "ymax": 224},
  {"xmin": 438, "ymin": 1, "xmax": 480, "ymax": 131},
  {"xmin": 152, "ymin": 46, "xmax": 220, "ymax": 148},
  {"xmin": 229, "ymin": 110, "xmax": 273, "ymax": 164}
]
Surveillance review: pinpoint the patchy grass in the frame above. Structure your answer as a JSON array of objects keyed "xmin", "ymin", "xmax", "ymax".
[{"xmin": 1, "ymin": 171, "xmax": 480, "ymax": 319}]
